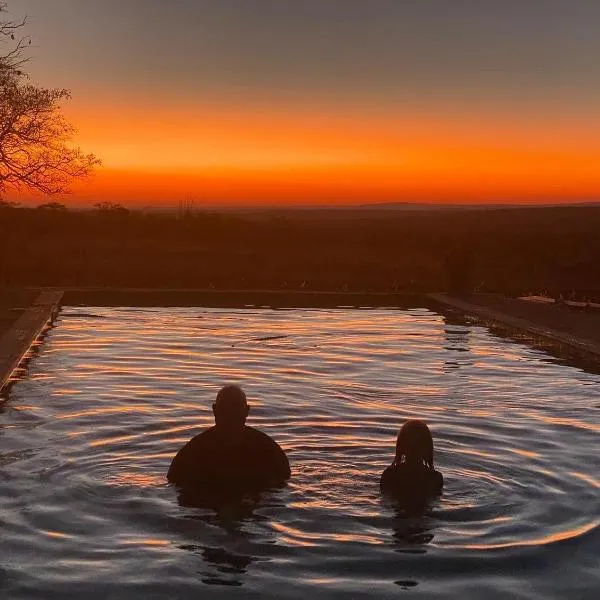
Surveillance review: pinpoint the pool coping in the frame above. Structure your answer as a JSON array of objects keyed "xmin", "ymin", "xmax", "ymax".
[
  {"xmin": 0, "ymin": 290, "xmax": 63, "ymax": 393},
  {"xmin": 428, "ymin": 293, "xmax": 600, "ymax": 371}
]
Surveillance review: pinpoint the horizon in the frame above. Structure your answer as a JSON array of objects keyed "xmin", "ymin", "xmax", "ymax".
[
  {"xmin": 5, "ymin": 0, "xmax": 600, "ymax": 206},
  {"xmin": 8, "ymin": 198, "xmax": 600, "ymax": 212}
]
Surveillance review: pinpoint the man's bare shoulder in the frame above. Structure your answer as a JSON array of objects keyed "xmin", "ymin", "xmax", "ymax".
[
  {"xmin": 166, "ymin": 427, "xmax": 215, "ymax": 483},
  {"xmin": 243, "ymin": 426, "xmax": 290, "ymax": 479},
  {"xmin": 243, "ymin": 426, "xmax": 285, "ymax": 449}
]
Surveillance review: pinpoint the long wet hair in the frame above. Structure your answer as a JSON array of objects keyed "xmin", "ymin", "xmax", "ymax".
[{"xmin": 394, "ymin": 420, "xmax": 434, "ymax": 470}]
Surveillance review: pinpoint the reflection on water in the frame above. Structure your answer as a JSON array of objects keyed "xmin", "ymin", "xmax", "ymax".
[
  {"xmin": 443, "ymin": 314, "xmax": 474, "ymax": 373},
  {"xmin": 0, "ymin": 307, "xmax": 599, "ymax": 599},
  {"xmin": 387, "ymin": 499, "xmax": 437, "ymax": 554}
]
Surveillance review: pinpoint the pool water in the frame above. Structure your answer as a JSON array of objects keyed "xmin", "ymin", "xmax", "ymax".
[{"xmin": 1, "ymin": 307, "xmax": 599, "ymax": 599}]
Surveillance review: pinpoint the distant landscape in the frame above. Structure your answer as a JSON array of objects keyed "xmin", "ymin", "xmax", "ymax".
[{"xmin": 1, "ymin": 203, "xmax": 599, "ymax": 298}]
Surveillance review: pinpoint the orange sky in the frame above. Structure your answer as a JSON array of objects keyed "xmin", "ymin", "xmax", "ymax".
[
  {"xmin": 8, "ymin": 1, "xmax": 600, "ymax": 206},
  {"xmin": 56, "ymin": 102, "xmax": 600, "ymax": 206},
  {"xmin": 8, "ymin": 99, "xmax": 600, "ymax": 206}
]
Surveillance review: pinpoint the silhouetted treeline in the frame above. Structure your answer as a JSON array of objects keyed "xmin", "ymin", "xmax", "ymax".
[{"xmin": 1, "ymin": 204, "xmax": 599, "ymax": 297}]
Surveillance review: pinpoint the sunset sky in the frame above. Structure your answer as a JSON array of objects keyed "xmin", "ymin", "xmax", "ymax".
[{"xmin": 6, "ymin": 0, "xmax": 600, "ymax": 206}]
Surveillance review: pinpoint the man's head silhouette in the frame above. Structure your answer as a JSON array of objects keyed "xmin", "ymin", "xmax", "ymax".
[{"xmin": 212, "ymin": 385, "xmax": 249, "ymax": 430}]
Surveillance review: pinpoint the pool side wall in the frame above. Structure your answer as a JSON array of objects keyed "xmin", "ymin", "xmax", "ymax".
[{"xmin": 61, "ymin": 288, "xmax": 430, "ymax": 308}]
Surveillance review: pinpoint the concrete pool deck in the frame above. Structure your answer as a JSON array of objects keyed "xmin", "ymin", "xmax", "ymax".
[
  {"xmin": 0, "ymin": 288, "xmax": 38, "ymax": 335},
  {"xmin": 0, "ymin": 289, "xmax": 63, "ymax": 393},
  {"xmin": 1, "ymin": 288, "xmax": 600, "ymax": 391},
  {"xmin": 429, "ymin": 293, "xmax": 600, "ymax": 371}
]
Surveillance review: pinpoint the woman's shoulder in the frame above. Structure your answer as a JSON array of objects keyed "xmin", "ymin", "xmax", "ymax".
[
  {"xmin": 380, "ymin": 463, "xmax": 443, "ymax": 494},
  {"xmin": 380, "ymin": 463, "xmax": 412, "ymax": 490}
]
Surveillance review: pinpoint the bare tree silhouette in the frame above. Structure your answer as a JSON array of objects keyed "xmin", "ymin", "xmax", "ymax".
[{"xmin": 0, "ymin": 2, "xmax": 100, "ymax": 198}]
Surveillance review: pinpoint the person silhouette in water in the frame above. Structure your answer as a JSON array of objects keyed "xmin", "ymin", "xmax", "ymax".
[
  {"xmin": 167, "ymin": 385, "xmax": 290, "ymax": 493},
  {"xmin": 380, "ymin": 420, "xmax": 443, "ymax": 507}
]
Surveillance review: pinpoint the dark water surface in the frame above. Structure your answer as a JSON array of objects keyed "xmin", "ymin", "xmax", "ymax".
[{"xmin": 1, "ymin": 307, "xmax": 599, "ymax": 599}]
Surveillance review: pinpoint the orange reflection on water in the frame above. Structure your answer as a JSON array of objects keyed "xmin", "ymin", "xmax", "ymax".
[
  {"xmin": 67, "ymin": 430, "xmax": 91, "ymax": 438},
  {"xmin": 330, "ymin": 532, "xmax": 385, "ymax": 545},
  {"xmin": 484, "ymin": 516, "xmax": 513, "ymax": 525},
  {"xmin": 42, "ymin": 530, "xmax": 72, "ymax": 540},
  {"xmin": 56, "ymin": 404, "xmax": 148, "ymax": 420},
  {"xmin": 122, "ymin": 539, "xmax": 170, "ymax": 547},
  {"xmin": 271, "ymin": 522, "xmax": 319, "ymax": 547},
  {"xmin": 455, "ymin": 448, "xmax": 498, "ymax": 460},
  {"xmin": 451, "ymin": 519, "xmax": 599, "ymax": 551},
  {"xmin": 89, "ymin": 433, "xmax": 138, "ymax": 448},
  {"xmin": 108, "ymin": 472, "xmax": 166, "ymax": 488},
  {"xmin": 467, "ymin": 409, "xmax": 494, "ymax": 418},
  {"xmin": 58, "ymin": 405, "xmax": 159, "ymax": 420},
  {"xmin": 518, "ymin": 412, "xmax": 600, "ymax": 434},
  {"xmin": 569, "ymin": 471, "xmax": 600, "ymax": 489},
  {"xmin": 507, "ymin": 448, "xmax": 540, "ymax": 459},
  {"xmin": 53, "ymin": 389, "xmax": 81, "ymax": 396},
  {"xmin": 272, "ymin": 522, "xmax": 385, "ymax": 546}
]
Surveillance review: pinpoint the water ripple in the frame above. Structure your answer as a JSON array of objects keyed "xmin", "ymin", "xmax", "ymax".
[{"xmin": 0, "ymin": 307, "xmax": 599, "ymax": 599}]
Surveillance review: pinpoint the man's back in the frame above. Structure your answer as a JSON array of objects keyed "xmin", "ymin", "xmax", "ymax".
[{"xmin": 167, "ymin": 425, "xmax": 290, "ymax": 490}]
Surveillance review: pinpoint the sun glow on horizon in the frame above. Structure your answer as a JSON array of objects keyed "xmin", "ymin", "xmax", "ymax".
[
  {"xmin": 8, "ymin": 100, "xmax": 600, "ymax": 206},
  {"xmin": 7, "ymin": 0, "xmax": 600, "ymax": 206}
]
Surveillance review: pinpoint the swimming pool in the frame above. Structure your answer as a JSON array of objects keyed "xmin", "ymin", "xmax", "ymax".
[{"xmin": 1, "ymin": 307, "xmax": 598, "ymax": 598}]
